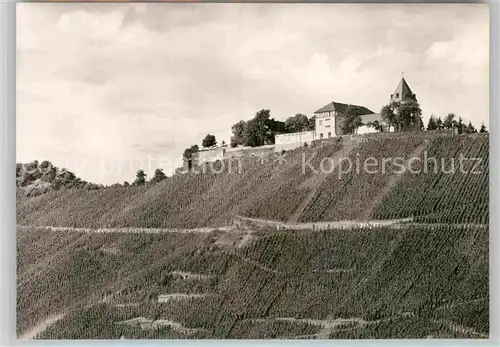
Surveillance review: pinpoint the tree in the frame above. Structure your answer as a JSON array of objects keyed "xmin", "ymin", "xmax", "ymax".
[
  {"xmin": 456, "ymin": 117, "xmax": 465, "ymax": 134},
  {"xmin": 366, "ymin": 120, "xmax": 384, "ymax": 132},
  {"xmin": 133, "ymin": 169, "xmax": 147, "ymax": 186},
  {"xmin": 398, "ymin": 100, "xmax": 422, "ymax": 131},
  {"xmin": 308, "ymin": 116, "xmax": 316, "ymax": 131},
  {"xmin": 230, "ymin": 109, "xmax": 275, "ymax": 147},
  {"xmin": 436, "ymin": 116, "xmax": 444, "ymax": 130},
  {"xmin": 443, "ymin": 113, "xmax": 457, "ymax": 130},
  {"xmin": 466, "ymin": 121, "xmax": 477, "ymax": 133},
  {"xmin": 39, "ymin": 160, "xmax": 51, "ymax": 170},
  {"xmin": 230, "ymin": 109, "xmax": 288, "ymax": 147},
  {"xmin": 480, "ymin": 123, "xmax": 488, "ymax": 133},
  {"xmin": 265, "ymin": 117, "xmax": 287, "ymax": 142},
  {"xmin": 123, "ymin": 181, "xmax": 130, "ymax": 187},
  {"xmin": 419, "ymin": 115, "xmax": 425, "ymax": 131},
  {"xmin": 284, "ymin": 114, "xmax": 310, "ymax": 133},
  {"xmin": 230, "ymin": 120, "xmax": 247, "ymax": 148},
  {"xmin": 151, "ymin": 168, "xmax": 167, "ymax": 183},
  {"xmin": 341, "ymin": 105, "xmax": 364, "ymax": 134},
  {"xmin": 427, "ymin": 115, "xmax": 438, "ymax": 130},
  {"xmin": 244, "ymin": 117, "xmax": 268, "ymax": 147},
  {"xmin": 202, "ymin": 134, "xmax": 217, "ymax": 148},
  {"xmin": 381, "ymin": 100, "xmax": 422, "ymax": 132},
  {"xmin": 380, "ymin": 103, "xmax": 398, "ymax": 131}
]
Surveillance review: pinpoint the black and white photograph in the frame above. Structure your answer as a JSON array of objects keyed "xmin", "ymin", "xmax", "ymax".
[{"xmin": 15, "ymin": 2, "xmax": 490, "ymax": 340}]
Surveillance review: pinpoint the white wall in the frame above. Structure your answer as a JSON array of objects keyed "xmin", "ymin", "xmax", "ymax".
[
  {"xmin": 275, "ymin": 131, "xmax": 316, "ymax": 145},
  {"xmin": 357, "ymin": 125, "xmax": 378, "ymax": 135},
  {"xmin": 314, "ymin": 112, "xmax": 336, "ymax": 139},
  {"xmin": 357, "ymin": 124, "xmax": 395, "ymax": 135},
  {"xmin": 196, "ymin": 147, "xmax": 225, "ymax": 165},
  {"xmin": 274, "ymin": 131, "xmax": 316, "ymax": 152}
]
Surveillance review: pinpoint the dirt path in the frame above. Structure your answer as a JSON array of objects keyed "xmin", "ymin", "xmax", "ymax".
[
  {"xmin": 17, "ymin": 225, "xmax": 235, "ymax": 234},
  {"xmin": 288, "ymin": 138, "xmax": 360, "ymax": 224},
  {"xmin": 234, "ymin": 216, "xmax": 488, "ymax": 231},
  {"xmin": 18, "ymin": 294, "xmax": 113, "ymax": 340},
  {"xmin": 360, "ymin": 141, "xmax": 428, "ymax": 219},
  {"xmin": 236, "ymin": 215, "xmax": 414, "ymax": 231},
  {"xmin": 429, "ymin": 318, "xmax": 488, "ymax": 338},
  {"xmin": 246, "ymin": 312, "xmax": 414, "ymax": 339},
  {"xmin": 18, "ymin": 312, "xmax": 67, "ymax": 340},
  {"xmin": 170, "ymin": 271, "xmax": 214, "ymax": 281},
  {"xmin": 117, "ymin": 317, "xmax": 203, "ymax": 335},
  {"xmin": 277, "ymin": 316, "xmax": 365, "ymax": 339},
  {"xmin": 157, "ymin": 293, "xmax": 210, "ymax": 303},
  {"xmin": 19, "ymin": 217, "xmax": 487, "ymax": 240}
]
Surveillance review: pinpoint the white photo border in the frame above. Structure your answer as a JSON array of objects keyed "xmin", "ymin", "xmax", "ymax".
[{"xmin": 1, "ymin": 0, "xmax": 498, "ymax": 346}]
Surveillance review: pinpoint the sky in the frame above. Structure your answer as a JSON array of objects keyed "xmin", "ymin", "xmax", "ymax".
[{"xmin": 17, "ymin": 3, "xmax": 489, "ymax": 185}]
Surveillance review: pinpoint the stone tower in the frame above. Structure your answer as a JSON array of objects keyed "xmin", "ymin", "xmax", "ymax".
[
  {"xmin": 390, "ymin": 76, "xmax": 421, "ymax": 131},
  {"xmin": 390, "ymin": 76, "xmax": 417, "ymax": 103}
]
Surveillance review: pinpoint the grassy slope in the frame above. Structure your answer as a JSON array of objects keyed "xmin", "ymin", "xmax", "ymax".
[
  {"xmin": 18, "ymin": 224, "xmax": 488, "ymax": 339},
  {"xmin": 17, "ymin": 133, "xmax": 489, "ymax": 228}
]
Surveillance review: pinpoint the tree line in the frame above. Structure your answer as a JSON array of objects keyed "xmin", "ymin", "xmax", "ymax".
[
  {"xmin": 426, "ymin": 113, "xmax": 487, "ymax": 133},
  {"xmin": 181, "ymin": 109, "xmax": 316, "ymax": 162},
  {"xmin": 141, "ymin": 105, "xmax": 489, "ymax": 185},
  {"xmin": 343, "ymin": 99, "xmax": 487, "ymax": 135}
]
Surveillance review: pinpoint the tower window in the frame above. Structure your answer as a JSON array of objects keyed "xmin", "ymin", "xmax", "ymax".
[
  {"xmin": 320, "ymin": 133, "xmax": 323, "ymax": 139},
  {"xmin": 396, "ymin": 93, "xmax": 399, "ymax": 98}
]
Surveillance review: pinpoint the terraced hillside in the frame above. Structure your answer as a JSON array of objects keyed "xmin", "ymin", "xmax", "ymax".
[
  {"xmin": 17, "ymin": 131, "xmax": 490, "ymax": 339},
  {"xmin": 17, "ymin": 224, "xmax": 488, "ymax": 339},
  {"xmin": 17, "ymin": 132, "xmax": 489, "ymax": 228}
]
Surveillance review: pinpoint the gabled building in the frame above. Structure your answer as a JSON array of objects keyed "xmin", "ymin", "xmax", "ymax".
[
  {"xmin": 314, "ymin": 101, "xmax": 375, "ymax": 138},
  {"xmin": 314, "ymin": 101, "xmax": 391, "ymax": 137},
  {"xmin": 390, "ymin": 77, "xmax": 417, "ymax": 103},
  {"xmin": 274, "ymin": 75, "xmax": 417, "ymax": 150}
]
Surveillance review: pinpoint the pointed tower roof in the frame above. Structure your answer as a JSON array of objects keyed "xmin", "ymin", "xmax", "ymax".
[{"xmin": 390, "ymin": 77, "xmax": 416, "ymax": 102}]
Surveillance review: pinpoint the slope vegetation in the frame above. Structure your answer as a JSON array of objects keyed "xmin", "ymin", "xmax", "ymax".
[
  {"xmin": 17, "ymin": 224, "xmax": 488, "ymax": 339},
  {"xmin": 17, "ymin": 132, "xmax": 489, "ymax": 228},
  {"xmin": 17, "ymin": 131, "xmax": 489, "ymax": 339}
]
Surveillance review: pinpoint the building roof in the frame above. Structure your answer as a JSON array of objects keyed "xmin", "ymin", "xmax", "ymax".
[
  {"xmin": 391, "ymin": 77, "xmax": 416, "ymax": 101},
  {"xmin": 314, "ymin": 101, "xmax": 374, "ymax": 115}
]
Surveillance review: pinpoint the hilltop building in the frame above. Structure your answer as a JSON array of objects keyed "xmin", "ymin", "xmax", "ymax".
[
  {"xmin": 313, "ymin": 101, "xmax": 389, "ymax": 138},
  {"xmin": 314, "ymin": 102, "xmax": 376, "ymax": 138},
  {"xmin": 390, "ymin": 77, "xmax": 421, "ymax": 131},
  {"xmin": 197, "ymin": 76, "xmax": 420, "ymax": 162},
  {"xmin": 276, "ymin": 76, "xmax": 419, "ymax": 147}
]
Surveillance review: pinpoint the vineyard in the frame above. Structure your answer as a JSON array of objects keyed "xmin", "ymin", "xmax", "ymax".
[
  {"xmin": 17, "ymin": 224, "xmax": 488, "ymax": 339},
  {"xmin": 371, "ymin": 135, "xmax": 489, "ymax": 223},
  {"xmin": 17, "ymin": 132, "xmax": 489, "ymax": 227},
  {"xmin": 17, "ymin": 131, "xmax": 489, "ymax": 339}
]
